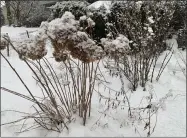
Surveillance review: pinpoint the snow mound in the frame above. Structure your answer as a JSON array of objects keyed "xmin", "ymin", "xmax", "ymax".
[{"xmin": 88, "ymin": 1, "xmax": 111, "ymax": 10}]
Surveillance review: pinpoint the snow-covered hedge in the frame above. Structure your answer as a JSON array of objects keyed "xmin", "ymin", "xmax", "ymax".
[
  {"xmin": 49, "ymin": 1, "xmax": 89, "ymax": 20},
  {"xmin": 86, "ymin": 5, "xmax": 109, "ymax": 43},
  {"xmin": 107, "ymin": 1, "xmax": 176, "ymax": 53},
  {"xmin": 49, "ymin": 1, "xmax": 111, "ymax": 44}
]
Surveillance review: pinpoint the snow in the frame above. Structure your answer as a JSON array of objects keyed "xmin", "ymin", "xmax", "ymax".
[
  {"xmin": 135, "ymin": 1, "xmax": 143, "ymax": 11},
  {"xmin": 148, "ymin": 16, "xmax": 155, "ymax": 24},
  {"xmin": 1, "ymin": 26, "xmax": 186, "ymax": 137},
  {"xmin": 166, "ymin": 35, "xmax": 179, "ymax": 52},
  {"xmin": 87, "ymin": 17, "xmax": 95, "ymax": 26},
  {"xmin": 79, "ymin": 15, "xmax": 87, "ymax": 21},
  {"xmin": 87, "ymin": 1, "xmax": 111, "ymax": 11},
  {"xmin": 148, "ymin": 27, "xmax": 153, "ymax": 33},
  {"xmin": 1, "ymin": 26, "xmax": 38, "ymax": 39}
]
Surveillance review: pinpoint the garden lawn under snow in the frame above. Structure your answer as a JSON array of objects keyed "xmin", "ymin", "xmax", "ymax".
[{"xmin": 1, "ymin": 26, "xmax": 186, "ymax": 137}]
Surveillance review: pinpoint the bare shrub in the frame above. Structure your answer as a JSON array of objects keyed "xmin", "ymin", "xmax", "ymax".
[
  {"xmin": 101, "ymin": 1, "xmax": 176, "ymax": 90},
  {"xmin": 1, "ymin": 11, "xmax": 104, "ymax": 128},
  {"xmin": 1, "ymin": 41, "xmax": 70, "ymax": 132},
  {"xmin": 39, "ymin": 11, "xmax": 105, "ymax": 125}
]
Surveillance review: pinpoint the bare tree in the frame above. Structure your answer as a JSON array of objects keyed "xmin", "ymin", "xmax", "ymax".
[
  {"xmin": 5, "ymin": 0, "xmax": 12, "ymax": 26},
  {"xmin": 8, "ymin": 1, "xmax": 34, "ymax": 26}
]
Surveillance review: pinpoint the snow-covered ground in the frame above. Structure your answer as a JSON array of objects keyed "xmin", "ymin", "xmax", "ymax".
[{"xmin": 1, "ymin": 26, "xmax": 186, "ymax": 137}]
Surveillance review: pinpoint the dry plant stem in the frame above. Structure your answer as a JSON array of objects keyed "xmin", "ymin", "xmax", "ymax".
[
  {"xmin": 36, "ymin": 59, "xmax": 71, "ymax": 116},
  {"xmin": 148, "ymin": 98, "xmax": 151, "ymax": 137},
  {"xmin": 0, "ymin": 53, "xmax": 45, "ymax": 112},
  {"xmin": 17, "ymin": 125, "xmax": 41, "ymax": 134},
  {"xmin": 65, "ymin": 72, "xmax": 73, "ymax": 110},
  {"xmin": 62, "ymin": 57, "xmax": 97, "ymax": 125},
  {"xmin": 2, "ymin": 38, "xmax": 69, "ymax": 131},
  {"xmin": 41, "ymin": 59, "xmax": 71, "ymax": 115},
  {"xmin": 1, "ymin": 109, "xmax": 30, "ymax": 115},
  {"xmin": 43, "ymin": 58, "xmax": 72, "ymax": 116},
  {"xmin": 3, "ymin": 37, "xmax": 52, "ymax": 101},
  {"xmin": 6, "ymin": 33, "xmax": 10, "ymax": 57},
  {"xmin": 1, "ymin": 87, "xmax": 37, "ymax": 103},
  {"xmin": 65, "ymin": 60, "xmax": 79, "ymax": 103},
  {"xmin": 118, "ymin": 65, "xmax": 132, "ymax": 117},
  {"xmin": 156, "ymin": 51, "xmax": 173, "ymax": 81},
  {"xmin": 1, "ymin": 116, "xmax": 29, "ymax": 126},
  {"xmin": 178, "ymin": 50, "xmax": 186, "ymax": 65},
  {"xmin": 88, "ymin": 61, "xmax": 100, "ymax": 116},
  {"xmin": 37, "ymin": 60, "xmax": 71, "ymax": 117},
  {"xmin": 144, "ymin": 57, "xmax": 154, "ymax": 85},
  {"xmin": 173, "ymin": 54, "xmax": 186, "ymax": 76},
  {"xmin": 150, "ymin": 113, "xmax": 158, "ymax": 136},
  {"xmin": 83, "ymin": 62, "xmax": 88, "ymax": 126},
  {"xmin": 77, "ymin": 60, "xmax": 81, "ymax": 116},
  {"xmin": 151, "ymin": 56, "xmax": 159, "ymax": 82},
  {"xmin": 67, "ymin": 59, "xmax": 78, "ymax": 105},
  {"xmin": 27, "ymin": 60, "xmax": 56, "ymax": 102},
  {"xmin": 88, "ymin": 62, "xmax": 94, "ymax": 117}
]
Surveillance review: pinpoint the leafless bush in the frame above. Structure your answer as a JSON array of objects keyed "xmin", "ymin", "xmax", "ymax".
[
  {"xmin": 0, "ymin": 53, "xmax": 69, "ymax": 132},
  {"xmin": 0, "ymin": 37, "xmax": 73, "ymax": 132},
  {"xmin": 39, "ymin": 11, "xmax": 105, "ymax": 125},
  {"xmin": 1, "ymin": 11, "xmax": 104, "ymax": 128},
  {"xmin": 101, "ymin": 1, "xmax": 176, "ymax": 90}
]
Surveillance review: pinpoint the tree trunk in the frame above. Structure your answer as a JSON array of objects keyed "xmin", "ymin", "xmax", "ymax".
[
  {"xmin": 15, "ymin": 10, "xmax": 20, "ymax": 26},
  {"xmin": 5, "ymin": 0, "xmax": 12, "ymax": 26},
  {"xmin": 15, "ymin": 2, "xmax": 21, "ymax": 26}
]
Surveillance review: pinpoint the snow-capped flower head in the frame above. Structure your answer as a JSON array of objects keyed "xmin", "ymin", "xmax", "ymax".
[
  {"xmin": 40, "ymin": 21, "xmax": 49, "ymax": 30},
  {"xmin": 87, "ymin": 17, "xmax": 95, "ymax": 27},
  {"xmin": 38, "ymin": 11, "xmax": 104, "ymax": 62},
  {"xmin": 79, "ymin": 15, "xmax": 87, "ymax": 21},
  {"xmin": 16, "ymin": 37, "xmax": 47, "ymax": 60},
  {"xmin": 101, "ymin": 34, "xmax": 130, "ymax": 59},
  {"xmin": 135, "ymin": 1, "xmax": 143, "ymax": 11},
  {"xmin": 44, "ymin": 11, "xmax": 79, "ymax": 49},
  {"xmin": 0, "ymin": 36, "xmax": 9, "ymax": 50},
  {"xmin": 148, "ymin": 27, "xmax": 153, "ymax": 33},
  {"xmin": 106, "ymin": 22, "xmax": 113, "ymax": 27},
  {"xmin": 79, "ymin": 15, "xmax": 95, "ymax": 30},
  {"xmin": 148, "ymin": 16, "xmax": 154, "ymax": 24},
  {"xmin": 61, "ymin": 11, "xmax": 76, "ymax": 23},
  {"xmin": 87, "ymin": 11, "xmax": 93, "ymax": 17},
  {"xmin": 69, "ymin": 31, "xmax": 88, "ymax": 45},
  {"xmin": 69, "ymin": 31, "xmax": 104, "ymax": 62},
  {"xmin": 106, "ymin": 32, "xmax": 112, "ymax": 38},
  {"xmin": 35, "ymin": 24, "xmax": 49, "ymax": 42}
]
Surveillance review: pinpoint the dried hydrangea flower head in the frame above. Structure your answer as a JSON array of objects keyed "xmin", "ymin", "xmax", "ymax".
[
  {"xmin": 0, "ymin": 36, "xmax": 9, "ymax": 50},
  {"xmin": 15, "ymin": 32, "xmax": 47, "ymax": 60},
  {"xmin": 41, "ymin": 11, "xmax": 104, "ymax": 62},
  {"xmin": 101, "ymin": 34, "xmax": 130, "ymax": 59}
]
